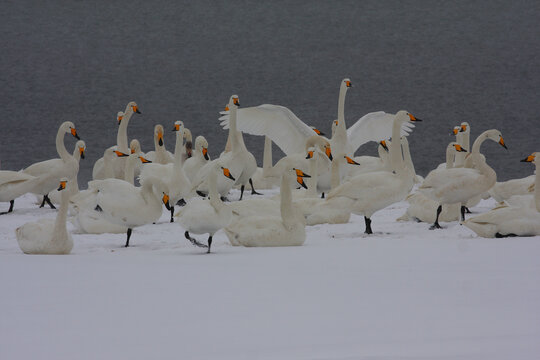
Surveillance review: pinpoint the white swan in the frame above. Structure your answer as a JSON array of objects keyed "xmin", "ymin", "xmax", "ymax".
[
  {"xmin": 225, "ymin": 167, "xmax": 307, "ymax": 247},
  {"xmin": 23, "ymin": 121, "xmax": 81, "ymax": 209},
  {"xmin": 140, "ymin": 121, "xmax": 192, "ymax": 222},
  {"xmin": 182, "ymin": 127, "xmax": 193, "ymax": 163},
  {"xmin": 248, "ymin": 136, "xmax": 281, "ymax": 190},
  {"xmin": 0, "ymin": 171, "xmax": 47, "ymax": 214},
  {"xmin": 397, "ymin": 142, "xmax": 467, "ymax": 223},
  {"xmin": 418, "ymin": 129, "xmax": 507, "ymax": 229},
  {"xmin": 176, "ymin": 164, "xmax": 236, "ymax": 253},
  {"xmin": 323, "ymin": 111, "xmax": 420, "ymax": 234},
  {"xmin": 348, "ymin": 140, "xmax": 391, "ymax": 177},
  {"xmin": 90, "ymin": 175, "xmax": 168, "ymax": 247},
  {"xmin": 16, "ymin": 178, "xmax": 73, "ymax": 254},
  {"xmin": 183, "ymin": 135, "xmax": 210, "ymax": 183},
  {"xmin": 145, "ymin": 124, "xmax": 174, "ymax": 165},
  {"xmin": 463, "ymin": 152, "xmax": 540, "ymax": 237}
]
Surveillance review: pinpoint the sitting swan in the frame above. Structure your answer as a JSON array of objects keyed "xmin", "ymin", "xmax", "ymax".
[
  {"xmin": 16, "ymin": 178, "xmax": 73, "ymax": 254},
  {"xmin": 225, "ymin": 167, "xmax": 308, "ymax": 247},
  {"xmin": 463, "ymin": 152, "xmax": 540, "ymax": 238},
  {"xmin": 176, "ymin": 163, "xmax": 236, "ymax": 253}
]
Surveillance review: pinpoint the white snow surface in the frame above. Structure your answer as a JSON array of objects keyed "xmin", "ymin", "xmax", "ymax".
[{"xmin": 1, "ymin": 190, "xmax": 539, "ymax": 360}]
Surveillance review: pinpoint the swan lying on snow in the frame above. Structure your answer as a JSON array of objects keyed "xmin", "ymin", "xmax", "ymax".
[
  {"xmin": 464, "ymin": 152, "xmax": 540, "ymax": 238},
  {"xmin": 16, "ymin": 178, "xmax": 73, "ymax": 254}
]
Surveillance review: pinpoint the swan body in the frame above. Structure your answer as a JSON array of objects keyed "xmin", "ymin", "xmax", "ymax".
[
  {"xmin": 225, "ymin": 168, "xmax": 306, "ymax": 247},
  {"xmin": 16, "ymin": 179, "xmax": 73, "ymax": 254},
  {"xmin": 0, "ymin": 171, "xmax": 47, "ymax": 214},
  {"xmin": 464, "ymin": 152, "xmax": 540, "ymax": 237},
  {"xmin": 488, "ymin": 175, "xmax": 535, "ymax": 203}
]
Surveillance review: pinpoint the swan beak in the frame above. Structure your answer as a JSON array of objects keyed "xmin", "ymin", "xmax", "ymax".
[
  {"xmin": 114, "ymin": 150, "xmax": 129, "ymax": 157},
  {"xmin": 452, "ymin": 128, "xmax": 459, "ymax": 135},
  {"xmin": 162, "ymin": 193, "xmax": 171, "ymax": 210},
  {"xmin": 460, "ymin": 124, "xmax": 467, "ymax": 132},
  {"xmin": 57, "ymin": 180, "xmax": 67, "ymax": 191},
  {"xmin": 224, "ymin": 105, "xmax": 229, "ymax": 111},
  {"xmin": 345, "ymin": 156, "xmax": 360, "ymax": 165},
  {"xmin": 133, "ymin": 105, "xmax": 141, "ymax": 114},
  {"xmin": 325, "ymin": 146, "xmax": 333, "ymax": 161},
  {"xmin": 71, "ymin": 128, "xmax": 81, "ymax": 140},
  {"xmin": 311, "ymin": 128, "xmax": 325, "ymax": 136},
  {"xmin": 158, "ymin": 133, "xmax": 164, "ymax": 146},
  {"xmin": 408, "ymin": 113, "xmax": 422, "ymax": 122},
  {"xmin": 222, "ymin": 167, "xmax": 236, "ymax": 181},
  {"xmin": 306, "ymin": 150, "xmax": 314, "ymax": 159},
  {"xmin": 499, "ymin": 137, "xmax": 507, "ymax": 149},
  {"xmin": 117, "ymin": 115, "xmax": 123, "ymax": 125},
  {"xmin": 454, "ymin": 144, "xmax": 468, "ymax": 152},
  {"xmin": 202, "ymin": 148, "xmax": 209, "ymax": 160},
  {"xmin": 345, "ymin": 80, "xmax": 352, "ymax": 88},
  {"xmin": 297, "ymin": 176, "xmax": 308, "ymax": 189},
  {"xmin": 379, "ymin": 140, "xmax": 389, "ymax": 151},
  {"xmin": 131, "ymin": 148, "xmax": 136, "ymax": 154},
  {"xmin": 294, "ymin": 168, "xmax": 311, "ymax": 178},
  {"xmin": 172, "ymin": 124, "xmax": 179, "ymax": 132},
  {"xmin": 139, "ymin": 156, "xmax": 152, "ymax": 163},
  {"xmin": 233, "ymin": 97, "xmax": 240, "ymax": 107},
  {"xmin": 79, "ymin": 147, "xmax": 85, "ymax": 159},
  {"xmin": 520, "ymin": 154, "xmax": 535, "ymax": 162},
  {"xmin": 334, "ymin": 120, "xmax": 338, "ymax": 126}
]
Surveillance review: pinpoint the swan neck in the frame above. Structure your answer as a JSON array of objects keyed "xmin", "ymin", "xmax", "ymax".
[
  {"xmin": 330, "ymin": 157, "xmax": 340, "ymax": 191},
  {"xmin": 401, "ymin": 137, "xmax": 416, "ymax": 177},
  {"xmin": 53, "ymin": 185, "xmax": 70, "ymax": 238},
  {"xmin": 123, "ymin": 156, "xmax": 137, "ymax": 185},
  {"xmin": 308, "ymin": 154, "xmax": 318, "ymax": 196},
  {"xmin": 262, "ymin": 136, "xmax": 273, "ymax": 173},
  {"xmin": 56, "ymin": 127, "xmax": 70, "ymax": 162},
  {"xmin": 389, "ymin": 118, "xmax": 404, "ymax": 172},
  {"xmin": 535, "ymin": 162, "xmax": 540, "ymax": 212},
  {"xmin": 473, "ymin": 152, "xmax": 496, "ymax": 185},
  {"xmin": 471, "ymin": 132, "xmax": 488, "ymax": 154},
  {"xmin": 337, "ymin": 83, "xmax": 348, "ymax": 129},
  {"xmin": 445, "ymin": 145, "xmax": 455, "ymax": 169},
  {"xmin": 208, "ymin": 169, "xmax": 223, "ymax": 210},
  {"xmin": 117, "ymin": 108, "xmax": 133, "ymax": 153},
  {"xmin": 174, "ymin": 129, "xmax": 185, "ymax": 167},
  {"xmin": 280, "ymin": 172, "xmax": 294, "ymax": 227}
]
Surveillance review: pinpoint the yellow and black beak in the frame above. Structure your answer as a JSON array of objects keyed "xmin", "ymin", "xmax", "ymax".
[
  {"xmin": 222, "ymin": 167, "xmax": 235, "ymax": 181},
  {"xmin": 345, "ymin": 80, "xmax": 352, "ymax": 88},
  {"xmin": 132, "ymin": 105, "xmax": 141, "ymax": 114},
  {"xmin": 71, "ymin": 127, "xmax": 81, "ymax": 140},
  {"xmin": 114, "ymin": 150, "xmax": 129, "ymax": 157},
  {"xmin": 294, "ymin": 168, "xmax": 311, "ymax": 178},
  {"xmin": 345, "ymin": 156, "xmax": 360, "ymax": 165},
  {"xmin": 57, "ymin": 180, "xmax": 67, "ymax": 191},
  {"xmin": 306, "ymin": 150, "xmax": 314, "ymax": 159},
  {"xmin": 172, "ymin": 123, "xmax": 180, "ymax": 132},
  {"xmin": 334, "ymin": 120, "xmax": 339, "ymax": 126},
  {"xmin": 520, "ymin": 154, "xmax": 536, "ymax": 162},
  {"xmin": 117, "ymin": 115, "xmax": 123, "ymax": 125},
  {"xmin": 325, "ymin": 146, "xmax": 333, "ymax": 161},
  {"xmin": 379, "ymin": 140, "xmax": 389, "ymax": 151},
  {"xmin": 452, "ymin": 127, "xmax": 460, "ymax": 136},
  {"xmin": 297, "ymin": 176, "xmax": 308, "ymax": 189},
  {"xmin": 131, "ymin": 148, "xmax": 136, "ymax": 154},
  {"xmin": 162, "ymin": 193, "xmax": 171, "ymax": 210},
  {"xmin": 224, "ymin": 105, "xmax": 229, "ymax": 111},
  {"xmin": 408, "ymin": 113, "xmax": 422, "ymax": 122},
  {"xmin": 312, "ymin": 128, "xmax": 325, "ymax": 136},
  {"xmin": 460, "ymin": 124, "xmax": 467, "ymax": 132},
  {"xmin": 79, "ymin": 147, "xmax": 85, "ymax": 159},
  {"xmin": 202, "ymin": 147, "xmax": 209, "ymax": 160},
  {"xmin": 454, "ymin": 144, "xmax": 468, "ymax": 152},
  {"xmin": 499, "ymin": 136, "xmax": 507, "ymax": 149},
  {"xmin": 233, "ymin": 97, "xmax": 240, "ymax": 107},
  {"xmin": 139, "ymin": 156, "xmax": 152, "ymax": 163},
  {"xmin": 158, "ymin": 132, "xmax": 164, "ymax": 146}
]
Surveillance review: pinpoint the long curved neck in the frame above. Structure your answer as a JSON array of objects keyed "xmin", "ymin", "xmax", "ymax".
[
  {"xmin": 308, "ymin": 154, "xmax": 319, "ymax": 196},
  {"xmin": 228, "ymin": 105, "xmax": 240, "ymax": 153},
  {"xmin": 174, "ymin": 129, "xmax": 185, "ymax": 167},
  {"xmin": 401, "ymin": 137, "xmax": 416, "ymax": 177},
  {"xmin": 535, "ymin": 161, "xmax": 540, "ymax": 212},
  {"xmin": 389, "ymin": 118, "xmax": 405, "ymax": 173},
  {"xmin": 337, "ymin": 83, "xmax": 348, "ymax": 130},
  {"xmin": 280, "ymin": 172, "xmax": 295, "ymax": 229},
  {"xmin": 209, "ymin": 170, "xmax": 224, "ymax": 211},
  {"xmin": 445, "ymin": 145, "xmax": 455, "ymax": 169},
  {"xmin": 53, "ymin": 186, "xmax": 70, "ymax": 240},
  {"xmin": 454, "ymin": 132, "xmax": 465, "ymax": 167},
  {"xmin": 56, "ymin": 128, "xmax": 70, "ymax": 162},
  {"xmin": 262, "ymin": 136, "xmax": 273, "ymax": 175},
  {"xmin": 123, "ymin": 155, "xmax": 138, "ymax": 185},
  {"xmin": 471, "ymin": 131, "xmax": 488, "ymax": 155},
  {"xmin": 117, "ymin": 107, "xmax": 133, "ymax": 153},
  {"xmin": 330, "ymin": 157, "xmax": 341, "ymax": 191}
]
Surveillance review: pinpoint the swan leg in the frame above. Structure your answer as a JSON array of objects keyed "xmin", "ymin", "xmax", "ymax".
[
  {"xmin": 465, "ymin": 207, "xmax": 472, "ymax": 214},
  {"xmin": 460, "ymin": 205, "xmax": 466, "ymax": 222},
  {"xmin": 43, "ymin": 195, "xmax": 56, "ymax": 209},
  {"xmin": 39, "ymin": 196, "xmax": 46, "ymax": 208},
  {"xmin": 249, "ymin": 178, "xmax": 262, "ymax": 195},
  {"xmin": 207, "ymin": 235, "xmax": 213, "ymax": 253},
  {"xmin": 364, "ymin": 217, "xmax": 373, "ymax": 234},
  {"xmin": 429, "ymin": 205, "xmax": 443, "ymax": 230},
  {"xmin": 184, "ymin": 231, "xmax": 208, "ymax": 248},
  {"xmin": 170, "ymin": 206, "xmax": 174, "ymax": 223},
  {"xmin": 239, "ymin": 185, "xmax": 245, "ymax": 201},
  {"xmin": 125, "ymin": 228, "xmax": 132, "ymax": 247},
  {"xmin": 0, "ymin": 200, "xmax": 15, "ymax": 215},
  {"xmin": 321, "ymin": 192, "xmax": 325, "ymax": 199}
]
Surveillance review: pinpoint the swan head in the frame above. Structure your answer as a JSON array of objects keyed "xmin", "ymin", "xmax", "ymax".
[
  {"xmin": 183, "ymin": 128, "xmax": 193, "ymax": 157},
  {"xmin": 195, "ymin": 136, "xmax": 209, "ymax": 160},
  {"xmin": 154, "ymin": 125, "xmax": 164, "ymax": 147},
  {"xmin": 449, "ymin": 142, "xmax": 468, "ymax": 153},
  {"xmin": 172, "ymin": 121, "xmax": 184, "ymax": 132},
  {"xmin": 341, "ymin": 78, "xmax": 352, "ymax": 89},
  {"xmin": 130, "ymin": 139, "xmax": 141, "ymax": 154},
  {"xmin": 379, "ymin": 140, "xmax": 389, "ymax": 151},
  {"xmin": 127, "ymin": 101, "xmax": 141, "ymax": 114},
  {"xmin": 57, "ymin": 178, "xmax": 68, "ymax": 191},
  {"xmin": 228, "ymin": 95, "xmax": 240, "ymax": 108},
  {"xmin": 324, "ymin": 144, "xmax": 333, "ymax": 161},
  {"xmin": 117, "ymin": 111, "xmax": 124, "ymax": 125},
  {"xmin": 220, "ymin": 166, "xmax": 236, "ymax": 181},
  {"xmin": 484, "ymin": 129, "xmax": 507, "ymax": 149},
  {"xmin": 76, "ymin": 140, "xmax": 86, "ymax": 159},
  {"xmin": 452, "ymin": 126, "xmax": 461, "ymax": 136},
  {"xmin": 460, "ymin": 122, "xmax": 470, "ymax": 133},
  {"xmin": 290, "ymin": 167, "xmax": 311, "ymax": 189},
  {"xmin": 61, "ymin": 121, "xmax": 80, "ymax": 140},
  {"xmin": 520, "ymin": 152, "xmax": 538, "ymax": 164}
]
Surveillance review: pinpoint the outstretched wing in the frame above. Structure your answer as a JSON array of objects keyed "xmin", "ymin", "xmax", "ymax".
[
  {"xmin": 219, "ymin": 104, "xmax": 319, "ymax": 155},
  {"xmin": 346, "ymin": 111, "xmax": 415, "ymax": 153}
]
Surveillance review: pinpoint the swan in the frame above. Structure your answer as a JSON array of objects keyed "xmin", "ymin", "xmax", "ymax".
[
  {"xmin": 145, "ymin": 124, "xmax": 174, "ymax": 165},
  {"xmin": 454, "ymin": 122, "xmax": 470, "ymax": 167},
  {"xmin": 323, "ymin": 111, "xmax": 421, "ymax": 234},
  {"xmin": 183, "ymin": 135, "xmax": 210, "ymax": 183},
  {"xmin": 92, "ymin": 102, "xmax": 141, "ymax": 180},
  {"xmin": 23, "ymin": 121, "xmax": 81, "ymax": 209},
  {"xmin": 0, "ymin": 171, "xmax": 47, "ymax": 214},
  {"xmin": 418, "ymin": 129, "xmax": 507, "ymax": 229},
  {"xmin": 248, "ymin": 136, "xmax": 281, "ymax": 190},
  {"xmin": 90, "ymin": 174, "xmax": 168, "ymax": 247},
  {"xmin": 219, "ymin": 78, "xmax": 415, "ymax": 157},
  {"xmin": 397, "ymin": 142, "xmax": 467, "ymax": 223},
  {"xmin": 348, "ymin": 140, "xmax": 391, "ymax": 177},
  {"xmin": 16, "ymin": 178, "xmax": 73, "ymax": 254},
  {"xmin": 225, "ymin": 167, "xmax": 307, "ymax": 247},
  {"xmin": 463, "ymin": 152, "xmax": 540, "ymax": 237},
  {"xmin": 140, "ymin": 121, "xmax": 192, "ymax": 222},
  {"xmin": 176, "ymin": 163, "xmax": 236, "ymax": 253}
]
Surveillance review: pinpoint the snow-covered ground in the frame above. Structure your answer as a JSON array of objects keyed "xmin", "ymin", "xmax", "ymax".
[{"xmin": 1, "ymin": 190, "xmax": 539, "ymax": 360}]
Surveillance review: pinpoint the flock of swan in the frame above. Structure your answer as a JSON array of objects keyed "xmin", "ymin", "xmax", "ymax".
[{"xmin": 1, "ymin": 78, "xmax": 539, "ymax": 255}]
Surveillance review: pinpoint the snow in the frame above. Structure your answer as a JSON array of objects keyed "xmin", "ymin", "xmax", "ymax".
[{"xmin": 1, "ymin": 190, "xmax": 539, "ymax": 360}]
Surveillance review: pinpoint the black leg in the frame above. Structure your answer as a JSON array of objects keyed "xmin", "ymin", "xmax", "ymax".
[
  {"xmin": 465, "ymin": 207, "xmax": 472, "ymax": 214},
  {"xmin": 460, "ymin": 205, "xmax": 466, "ymax": 222},
  {"xmin": 364, "ymin": 216, "xmax": 373, "ymax": 234},
  {"xmin": 170, "ymin": 206, "xmax": 174, "ymax": 223},
  {"xmin": 321, "ymin": 192, "xmax": 325, "ymax": 199},
  {"xmin": 0, "ymin": 200, "xmax": 14, "ymax": 215},
  {"xmin": 125, "ymin": 228, "xmax": 132, "ymax": 247},
  {"xmin": 239, "ymin": 185, "xmax": 245, "ymax": 201},
  {"xmin": 184, "ymin": 231, "xmax": 208, "ymax": 248},
  {"xmin": 44, "ymin": 195, "xmax": 56, "ymax": 209},
  {"xmin": 39, "ymin": 196, "xmax": 46, "ymax": 208},
  {"xmin": 207, "ymin": 235, "xmax": 213, "ymax": 253},
  {"xmin": 249, "ymin": 178, "xmax": 262, "ymax": 195},
  {"xmin": 430, "ymin": 205, "xmax": 443, "ymax": 230}
]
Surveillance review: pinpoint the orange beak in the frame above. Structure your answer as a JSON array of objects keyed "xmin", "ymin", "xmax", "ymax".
[
  {"xmin": 233, "ymin": 97, "xmax": 240, "ymax": 106},
  {"xmin": 57, "ymin": 180, "xmax": 67, "ymax": 191},
  {"xmin": 460, "ymin": 124, "xmax": 467, "ymax": 132},
  {"xmin": 379, "ymin": 140, "xmax": 389, "ymax": 151},
  {"xmin": 117, "ymin": 115, "xmax": 123, "ymax": 125},
  {"xmin": 325, "ymin": 146, "xmax": 333, "ymax": 161},
  {"xmin": 132, "ymin": 105, "xmax": 140, "ymax": 114},
  {"xmin": 222, "ymin": 167, "xmax": 235, "ymax": 181},
  {"xmin": 79, "ymin": 147, "xmax": 85, "ymax": 159},
  {"xmin": 114, "ymin": 150, "xmax": 129, "ymax": 157},
  {"xmin": 297, "ymin": 176, "xmax": 307, "ymax": 189},
  {"xmin": 499, "ymin": 137, "xmax": 507, "ymax": 149},
  {"xmin": 345, "ymin": 156, "xmax": 360, "ymax": 165},
  {"xmin": 520, "ymin": 154, "xmax": 536, "ymax": 162},
  {"xmin": 202, "ymin": 147, "xmax": 209, "ymax": 160},
  {"xmin": 71, "ymin": 128, "xmax": 80, "ymax": 140},
  {"xmin": 408, "ymin": 113, "xmax": 422, "ymax": 122},
  {"xmin": 158, "ymin": 132, "xmax": 163, "ymax": 146},
  {"xmin": 139, "ymin": 156, "xmax": 152, "ymax": 163},
  {"xmin": 345, "ymin": 80, "xmax": 352, "ymax": 87},
  {"xmin": 306, "ymin": 150, "xmax": 314, "ymax": 159},
  {"xmin": 453, "ymin": 128, "xmax": 459, "ymax": 135},
  {"xmin": 294, "ymin": 168, "xmax": 311, "ymax": 178},
  {"xmin": 454, "ymin": 144, "xmax": 467, "ymax": 152}
]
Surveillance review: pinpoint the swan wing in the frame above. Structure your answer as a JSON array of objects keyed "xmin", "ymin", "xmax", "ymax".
[
  {"xmin": 346, "ymin": 112, "xmax": 415, "ymax": 153},
  {"xmin": 219, "ymin": 104, "xmax": 318, "ymax": 155}
]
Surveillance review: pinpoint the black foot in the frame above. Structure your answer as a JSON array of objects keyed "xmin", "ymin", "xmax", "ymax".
[
  {"xmin": 460, "ymin": 205, "xmax": 467, "ymax": 222},
  {"xmin": 184, "ymin": 231, "xmax": 208, "ymax": 248},
  {"xmin": 429, "ymin": 223, "xmax": 442, "ymax": 230},
  {"xmin": 0, "ymin": 200, "xmax": 14, "ymax": 215},
  {"xmin": 364, "ymin": 217, "xmax": 373, "ymax": 234},
  {"xmin": 495, "ymin": 232, "xmax": 518, "ymax": 238},
  {"xmin": 239, "ymin": 185, "xmax": 245, "ymax": 201},
  {"xmin": 95, "ymin": 204, "xmax": 103, "ymax": 212},
  {"xmin": 220, "ymin": 196, "xmax": 229, "ymax": 202},
  {"xmin": 125, "ymin": 228, "xmax": 132, "ymax": 247},
  {"xmin": 207, "ymin": 235, "xmax": 213, "ymax": 253},
  {"xmin": 321, "ymin": 192, "xmax": 325, "ymax": 199},
  {"xmin": 249, "ymin": 178, "xmax": 262, "ymax": 195},
  {"xmin": 465, "ymin": 207, "xmax": 472, "ymax": 214}
]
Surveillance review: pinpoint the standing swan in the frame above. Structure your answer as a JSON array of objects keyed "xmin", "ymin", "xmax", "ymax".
[
  {"xmin": 176, "ymin": 163, "xmax": 236, "ymax": 253},
  {"xmin": 16, "ymin": 178, "xmax": 73, "ymax": 254}
]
